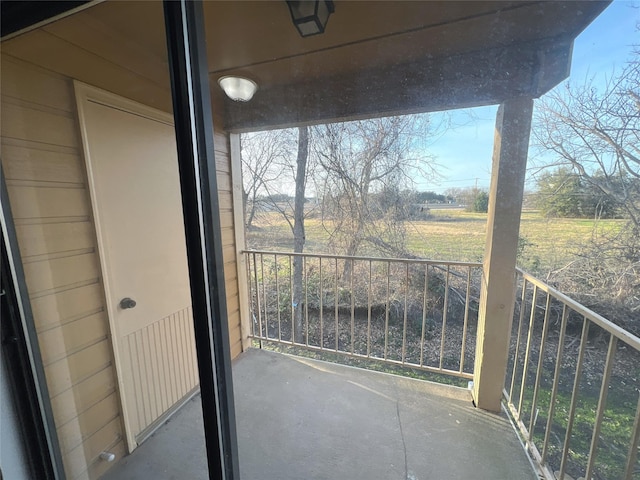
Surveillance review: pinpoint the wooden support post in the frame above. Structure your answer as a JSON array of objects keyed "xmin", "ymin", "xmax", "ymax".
[{"xmin": 473, "ymin": 97, "xmax": 533, "ymax": 412}]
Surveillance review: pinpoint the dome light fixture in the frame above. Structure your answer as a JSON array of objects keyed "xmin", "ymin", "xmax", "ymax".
[{"xmin": 218, "ymin": 76, "xmax": 258, "ymax": 102}]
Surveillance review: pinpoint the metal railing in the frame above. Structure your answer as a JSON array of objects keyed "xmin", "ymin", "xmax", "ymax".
[
  {"xmin": 245, "ymin": 250, "xmax": 482, "ymax": 380},
  {"xmin": 505, "ymin": 269, "xmax": 640, "ymax": 480}
]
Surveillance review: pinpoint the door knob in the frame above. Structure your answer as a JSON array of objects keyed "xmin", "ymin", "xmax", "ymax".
[{"xmin": 119, "ymin": 297, "xmax": 136, "ymax": 309}]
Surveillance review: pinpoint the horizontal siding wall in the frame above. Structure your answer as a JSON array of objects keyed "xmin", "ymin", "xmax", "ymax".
[
  {"xmin": 0, "ymin": 54, "xmax": 123, "ymax": 480},
  {"xmin": 213, "ymin": 125, "xmax": 245, "ymax": 360}
]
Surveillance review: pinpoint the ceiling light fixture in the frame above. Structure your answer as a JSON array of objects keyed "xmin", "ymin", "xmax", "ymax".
[
  {"xmin": 218, "ymin": 76, "xmax": 258, "ymax": 102},
  {"xmin": 286, "ymin": 0, "xmax": 335, "ymax": 37}
]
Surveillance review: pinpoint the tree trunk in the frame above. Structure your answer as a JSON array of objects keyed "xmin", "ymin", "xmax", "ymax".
[
  {"xmin": 244, "ymin": 189, "xmax": 256, "ymax": 229},
  {"xmin": 342, "ymin": 229, "xmax": 361, "ymax": 280},
  {"xmin": 293, "ymin": 126, "xmax": 308, "ymax": 343}
]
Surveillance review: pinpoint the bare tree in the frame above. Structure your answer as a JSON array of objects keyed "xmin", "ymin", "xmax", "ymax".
[
  {"xmin": 532, "ymin": 44, "xmax": 640, "ymax": 325},
  {"xmin": 533, "ymin": 50, "xmax": 640, "ymax": 227},
  {"xmin": 313, "ymin": 115, "xmax": 437, "ymax": 276},
  {"xmin": 242, "ymin": 127, "xmax": 311, "ymax": 340},
  {"xmin": 292, "ymin": 126, "xmax": 309, "ymax": 341},
  {"xmin": 241, "ymin": 129, "xmax": 294, "ymax": 229}
]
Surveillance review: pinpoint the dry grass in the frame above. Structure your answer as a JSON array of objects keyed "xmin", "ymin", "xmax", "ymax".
[
  {"xmin": 407, "ymin": 209, "xmax": 623, "ymax": 272},
  {"xmin": 246, "ymin": 208, "xmax": 625, "ymax": 274}
]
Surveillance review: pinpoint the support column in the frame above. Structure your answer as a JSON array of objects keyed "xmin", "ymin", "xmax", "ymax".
[{"xmin": 473, "ymin": 97, "xmax": 533, "ymax": 412}]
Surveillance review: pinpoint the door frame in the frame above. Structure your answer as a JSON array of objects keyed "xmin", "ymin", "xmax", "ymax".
[
  {"xmin": 163, "ymin": 2, "xmax": 240, "ymax": 477},
  {"xmin": 74, "ymin": 82, "xmax": 177, "ymax": 452}
]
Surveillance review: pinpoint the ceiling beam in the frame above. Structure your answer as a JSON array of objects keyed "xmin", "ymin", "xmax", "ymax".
[
  {"xmin": 532, "ymin": 39, "xmax": 574, "ymax": 96},
  {"xmin": 222, "ymin": 38, "xmax": 573, "ymax": 132}
]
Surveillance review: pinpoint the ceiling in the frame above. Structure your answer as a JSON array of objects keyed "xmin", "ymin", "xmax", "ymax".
[{"xmin": 1, "ymin": 0, "xmax": 610, "ymax": 131}]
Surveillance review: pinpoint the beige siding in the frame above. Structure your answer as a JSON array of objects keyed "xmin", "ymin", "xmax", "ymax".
[
  {"xmin": 212, "ymin": 124, "xmax": 245, "ymax": 359},
  {"xmin": 2, "ymin": 28, "xmax": 172, "ymax": 113},
  {"xmin": 1, "ymin": 54, "xmax": 124, "ymax": 480}
]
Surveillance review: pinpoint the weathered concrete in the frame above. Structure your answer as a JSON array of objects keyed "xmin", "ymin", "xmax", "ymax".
[{"xmin": 102, "ymin": 349, "xmax": 537, "ymax": 480}]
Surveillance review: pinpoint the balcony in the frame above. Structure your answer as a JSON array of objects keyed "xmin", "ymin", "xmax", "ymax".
[
  {"xmin": 105, "ymin": 251, "xmax": 638, "ymax": 480},
  {"xmin": 103, "ymin": 348, "xmax": 536, "ymax": 480}
]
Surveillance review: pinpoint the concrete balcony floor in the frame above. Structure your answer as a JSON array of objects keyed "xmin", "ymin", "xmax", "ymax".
[{"xmin": 103, "ymin": 349, "xmax": 537, "ymax": 480}]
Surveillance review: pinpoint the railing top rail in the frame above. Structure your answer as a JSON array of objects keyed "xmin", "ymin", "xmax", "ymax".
[
  {"xmin": 243, "ymin": 250, "xmax": 483, "ymax": 268},
  {"xmin": 517, "ymin": 267, "xmax": 640, "ymax": 351}
]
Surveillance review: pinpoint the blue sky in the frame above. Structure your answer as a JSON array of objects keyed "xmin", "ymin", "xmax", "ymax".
[{"xmin": 420, "ymin": 1, "xmax": 639, "ymax": 194}]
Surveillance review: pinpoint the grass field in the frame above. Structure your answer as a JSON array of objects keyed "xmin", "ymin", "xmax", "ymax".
[{"xmin": 247, "ymin": 208, "xmax": 624, "ymax": 274}]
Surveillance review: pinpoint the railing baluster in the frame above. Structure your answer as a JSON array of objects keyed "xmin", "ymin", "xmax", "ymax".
[
  {"xmin": 304, "ymin": 256, "xmax": 309, "ymax": 347},
  {"xmin": 509, "ymin": 276, "xmax": 528, "ymax": 402},
  {"xmin": 459, "ymin": 267, "xmax": 472, "ymax": 374},
  {"xmin": 319, "ymin": 257, "xmax": 323, "ymax": 350},
  {"xmin": 439, "ymin": 265, "xmax": 450, "ymax": 370},
  {"xmin": 584, "ymin": 335, "xmax": 618, "ymax": 480},
  {"xmin": 558, "ymin": 317, "xmax": 591, "ymax": 479},
  {"xmin": 260, "ymin": 253, "xmax": 268, "ymax": 340},
  {"xmin": 275, "ymin": 254, "xmax": 281, "ymax": 341},
  {"xmin": 384, "ymin": 261, "xmax": 390, "ymax": 360},
  {"xmin": 245, "ymin": 253, "xmax": 253, "ymax": 338},
  {"xmin": 290, "ymin": 255, "xmax": 294, "ymax": 345},
  {"xmin": 420, "ymin": 264, "xmax": 428, "ymax": 367},
  {"xmin": 350, "ymin": 259, "xmax": 355, "ymax": 355},
  {"xmin": 367, "ymin": 260, "xmax": 372, "ymax": 358},
  {"xmin": 542, "ymin": 304, "xmax": 569, "ymax": 464},
  {"xmin": 518, "ymin": 285, "xmax": 539, "ymax": 418},
  {"xmin": 624, "ymin": 392, "xmax": 640, "ymax": 480},
  {"xmin": 335, "ymin": 257, "xmax": 339, "ymax": 352},
  {"xmin": 252, "ymin": 253, "xmax": 262, "ymax": 346},
  {"xmin": 402, "ymin": 262, "xmax": 409, "ymax": 364},
  {"xmin": 528, "ymin": 293, "xmax": 553, "ymax": 443}
]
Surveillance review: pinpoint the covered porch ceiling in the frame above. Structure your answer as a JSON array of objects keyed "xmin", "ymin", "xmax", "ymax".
[{"xmin": 1, "ymin": 0, "xmax": 609, "ymax": 131}]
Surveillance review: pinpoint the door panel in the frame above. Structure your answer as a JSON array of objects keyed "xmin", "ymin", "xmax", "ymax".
[
  {"xmin": 77, "ymin": 85, "xmax": 198, "ymax": 449},
  {"xmin": 84, "ymin": 101, "xmax": 191, "ymax": 336}
]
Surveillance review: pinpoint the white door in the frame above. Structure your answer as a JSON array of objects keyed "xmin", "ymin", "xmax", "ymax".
[{"xmin": 76, "ymin": 84, "xmax": 199, "ymax": 451}]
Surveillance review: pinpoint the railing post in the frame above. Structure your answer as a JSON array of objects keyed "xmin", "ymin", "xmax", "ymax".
[{"xmin": 473, "ymin": 97, "xmax": 533, "ymax": 412}]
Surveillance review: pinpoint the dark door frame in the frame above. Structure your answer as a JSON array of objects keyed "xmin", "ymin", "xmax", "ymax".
[{"xmin": 163, "ymin": 1, "xmax": 240, "ymax": 479}]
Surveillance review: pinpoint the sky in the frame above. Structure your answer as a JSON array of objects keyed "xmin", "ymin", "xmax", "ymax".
[{"xmin": 419, "ymin": 1, "xmax": 639, "ymax": 194}]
